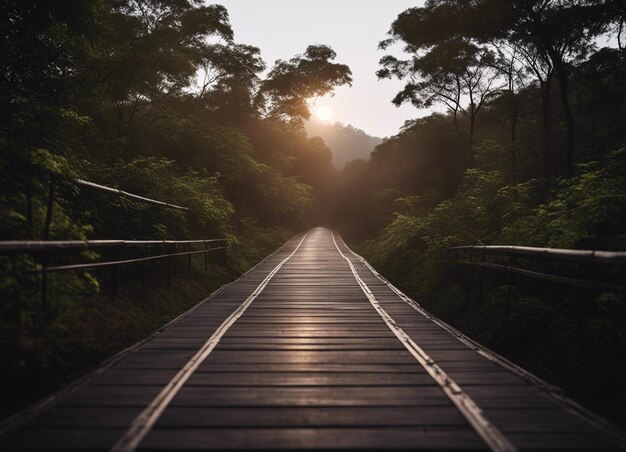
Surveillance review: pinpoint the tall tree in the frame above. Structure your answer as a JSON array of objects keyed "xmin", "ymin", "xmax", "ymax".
[
  {"xmin": 256, "ymin": 45, "xmax": 352, "ymax": 126},
  {"xmin": 100, "ymin": 0, "xmax": 233, "ymax": 147},
  {"xmin": 197, "ymin": 43, "xmax": 266, "ymax": 124},
  {"xmin": 516, "ymin": 41, "xmax": 555, "ymax": 179},
  {"xmin": 473, "ymin": 0, "xmax": 620, "ymax": 176},
  {"xmin": 379, "ymin": 19, "xmax": 502, "ymax": 166},
  {"xmin": 490, "ymin": 44, "xmax": 529, "ymax": 182},
  {"xmin": 382, "ymin": 0, "xmax": 622, "ymax": 176}
]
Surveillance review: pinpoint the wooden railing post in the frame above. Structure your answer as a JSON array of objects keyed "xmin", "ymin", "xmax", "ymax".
[
  {"xmin": 12, "ymin": 261, "xmax": 22, "ymax": 349},
  {"xmin": 465, "ymin": 250, "xmax": 474, "ymax": 304},
  {"xmin": 218, "ymin": 245, "xmax": 227, "ymax": 266},
  {"xmin": 142, "ymin": 260, "xmax": 148, "ymax": 300},
  {"xmin": 187, "ymin": 243, "xmax": 192, "ymax": 277},
  {"xmin": 42, "ymin": 181, "xmax": 55, "ymax": 240},
  {"xmin": 168, "ymin": 244, "xmax": 174, "ymax": 288},
  {"xmin": 40, "ymin": 257, "xmax": 49, "ymax": 324},
  {"xmin": 477, "ymin": 248, "xmax": 486, "ymax": 303},
  {"xmin": 110, "ymin": 264, "xmax": 119, "ymax": 302},
  {"xmin": 505, "ymin": 257, "xmax": 515, "ymax": 305}
]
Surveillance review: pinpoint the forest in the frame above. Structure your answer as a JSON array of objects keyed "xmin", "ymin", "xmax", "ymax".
[
  {"xmin": 333, "ymin": 0, "xmax": 626, "ymax": 427},
  {"xmin": 0, "ymin": 0, "xmax": 351, "ymax": 418},
  {"xmin": 1, "ymin": 0, "xmax": 625, "ymax": 430}
]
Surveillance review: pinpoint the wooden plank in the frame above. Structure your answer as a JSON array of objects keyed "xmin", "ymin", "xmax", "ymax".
[
  {"xmin": 0, "ymin": 428, "xmax": 125, "ymax": 450},
  {"xmin": 201, "ymin": 350, "xmax": 419, "ymax": 364},
  {"xmin": 155, "ymin": 406, "xmax": 470, "ymax": 428},
  {"xmin": 59, "ymin": 386, "xmax": 163, "ymax": 407},
  {"xmin": 94, "ymin": 369, "xmax": 182, "ymax": 386},
  {"xmin": 170, "ymin": 386, "xmax": 452, "ymax": 407},
  {"xmin": 94, "ymin": 370, "xmax": 433, "ymax": 386},
  {"xmin": 213, "ymin": 344, "xmax": 407, "ymax": 351},
  {"xmin": 487, "ymin": 408, "xmax": 611, "ymax": 433},
  {"xmin": 184, "ymin": 372, "xmax": 435, "ymax": 386},
  {"xmin": 30, "ymin": 407, "xmax": 143, "ymax": 428},
  {"xmin": 140, "ymin": 427, "xmax": 486, "ymax": 450},
  {"xmin": 505, "ymin": 431, "xmax": 615, "ymax": 449},
  {"xmin": 195, "ymin": 363, "xmax": 427, "ymax": 373},
  {"xmin": 218, "ymin": 337, "xmax": 407, "ymax": 345}
]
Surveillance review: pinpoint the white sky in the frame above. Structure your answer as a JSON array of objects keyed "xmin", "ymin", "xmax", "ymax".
[{"xmin": 214, "ymin": 0, "xmax": 428, "ymax": 138}]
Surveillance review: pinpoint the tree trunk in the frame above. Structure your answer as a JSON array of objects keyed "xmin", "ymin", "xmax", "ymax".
[
  {"xmin": 468, "ymin": 105, "xmax": 476, "ymax": 168},
  {"xmin": 556, "ymin": 71, "xmax": 575, "ymax": 177},
  {"xmin": 548, "ymin": 47, "xmax": 575, "ymax": 177},
  {"xmin": 510, "ymin": 90, "xmax": 517, "ymax": 183},
  {"xmin": 42, "ymin": 181, "xmax": 55, "ymax": 240},
  {"xmin": 541, "ymin": 80, "xmax": 553, "ymax": 181},
  {"xmin": 510, "ymin": 90, "xmax": 518, "ymax": 143},
  {"xmin": 26, "ymin": 177, "xmax": 33, "ymax": 238},
  {"xmin": 452, "ymin": 108, "xmax": 460, "ymax": 135}
]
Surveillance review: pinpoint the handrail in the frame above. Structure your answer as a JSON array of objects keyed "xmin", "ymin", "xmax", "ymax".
[
  {"xmin": 13, "ymin": 240, "xmax": 229, "ymax": 317},
  {"xmin": 448, "ymin": 245, "xmax": 626, "ymax": 294},
  {"xmin": 458, "ymin": 261, "xmax": 626, "ymax": 293},
  {"xmin": 28, "ymin": 247, "xmax": 226, "ymax": 274},
  {"xmin": 448, "ymin": 245, "xmax": 626, "ymax": 264},
  {"xmin": 0, "ymin": 239, "xmax": 226, "ymax": 252},
  {"xmin": 1, "ymin": 176, "xmax": 226, "ymax": 325},
  {"xmin": 76, "ymin": 179, "xmax": 188, "ymax": 211}
]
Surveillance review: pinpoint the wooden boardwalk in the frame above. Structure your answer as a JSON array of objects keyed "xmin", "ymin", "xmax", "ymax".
[{"xmin": 1, "ymin": 227, "xmax": 624, "ymax": 450}]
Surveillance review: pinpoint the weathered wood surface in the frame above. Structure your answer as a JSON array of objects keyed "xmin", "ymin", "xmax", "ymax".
[{"xmin": 0, "ymin": 227, "xmax": 624, "ymax": 450}]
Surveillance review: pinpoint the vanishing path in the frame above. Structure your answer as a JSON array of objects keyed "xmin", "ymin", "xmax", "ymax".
[{"xmin": 1, "ymin": 228, "xmax": 624, "ymax": 450}]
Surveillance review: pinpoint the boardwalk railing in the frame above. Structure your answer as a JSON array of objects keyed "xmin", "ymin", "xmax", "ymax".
[
  {"xmin": 75, "ymin": 179, "xmax": 189, "ymax": 210},
  {"xmin": 447, "ymin": 245, "xmax": 626, "ymax": 302},
  {"xmin": 0, "ymin": 239, "xmax": 225, "ymax": 252},
  {"xmin": 1, "ymin": 179, "xmax": 228, "ymax": 320},
  {"xmin": 2, "ymin": 240, "xmax": 228, "ymax": 321}
]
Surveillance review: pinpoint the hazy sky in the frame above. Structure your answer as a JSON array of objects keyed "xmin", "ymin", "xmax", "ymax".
[{"xmin": 215, "ymin": 0, "xmax": 427, "ymax": 138}]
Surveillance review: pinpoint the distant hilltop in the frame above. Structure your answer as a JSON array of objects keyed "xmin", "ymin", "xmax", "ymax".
[{"xmin": 305, "ymin": 119, "xmax": 382, "ymax": 169}]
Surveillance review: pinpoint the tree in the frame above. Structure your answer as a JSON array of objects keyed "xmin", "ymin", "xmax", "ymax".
[
  {"xmin": 256, "ymin": 45, "xmax": 352, "ymax": 126},
  {"xmin": 489, "ymin": 44, "xmax": 528, "ymax": 182},
  {"xmin": 197, "ymin": 43, "xmax": 266, "ymax": 124},
  {"xmin": 472, "ymin": 0, "xmax": 621, "ymax": 176},
  {"xmin": 515, "ymin": 40, "xmax": 556, "ymax": 179},
  {"xmin": 382, "ymin": 0, "xmax": 623, "ymax": 177},
  {"xmin": 378, "ymin": 4, "xmax": 503, "ymax": 167},
  {"xmin": 100, "ymin": 1, "xmax": 233, "ymax": 146},
  {"xmin": 0, "ymin": 0, "xmax": 104, "ymax": 152}
]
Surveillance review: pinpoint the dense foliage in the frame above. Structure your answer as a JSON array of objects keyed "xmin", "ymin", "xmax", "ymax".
[
  {"xmin": 333, "ymin": 0, "xmax": 626, "ymax": 426},
  {"xmin": 0, "ymin": 1, "xmax": 352, "ymax": 244},
  {"xmin": 0, "ymin": 0, "xmax": 350, "ymax": 416}
]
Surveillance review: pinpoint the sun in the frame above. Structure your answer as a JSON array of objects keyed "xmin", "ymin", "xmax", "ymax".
[{"xmin": 314, "ymin": 105, "xmax": 333, "ymax": 122}]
